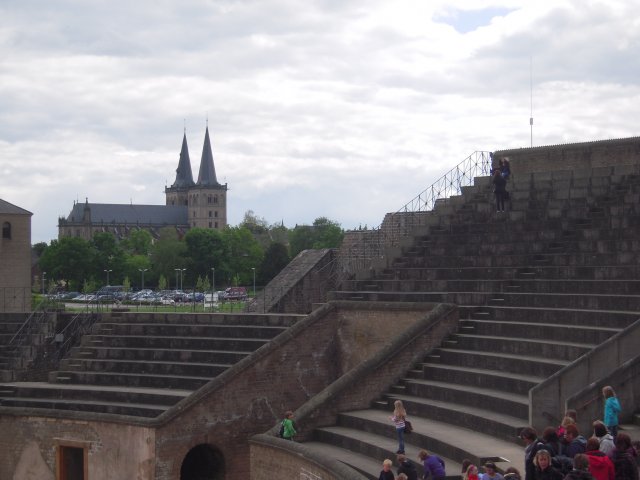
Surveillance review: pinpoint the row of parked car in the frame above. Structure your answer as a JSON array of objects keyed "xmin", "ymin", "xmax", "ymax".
[{"xmin": 47, "ymin": 286, "xmax": 249, "ymax": 304}]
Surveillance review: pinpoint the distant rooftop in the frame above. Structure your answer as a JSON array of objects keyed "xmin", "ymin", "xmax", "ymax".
[{"xmin": 0, "ymin": 198, "xmax": 32, "ymax": 216}]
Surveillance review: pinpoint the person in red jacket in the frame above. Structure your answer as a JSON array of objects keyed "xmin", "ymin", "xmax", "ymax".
[{"xmin": 585, "ymin": 437, "xmax": 615, "ymax": 480}]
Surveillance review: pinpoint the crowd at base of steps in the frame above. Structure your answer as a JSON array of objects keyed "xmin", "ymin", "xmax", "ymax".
[{"xmin": 278, "ymin": 388, "xmax": 637, "ymax": 480}]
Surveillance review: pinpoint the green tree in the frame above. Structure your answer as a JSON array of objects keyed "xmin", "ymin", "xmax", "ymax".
[
  {"xmin": 184, "ymin": 228, "xmax": 229, "ymax": 286},
  {"xmin": 289, "ymin": 217, "xmax": 344, "ymax": 257},
  {"xmin": 91, "ymin": 232, "xmax": 126, "ymax": 285},
  {"xmin": 223, "ymin": 226, "xmax": 264, "ymax": 286},
  {"xmin": 151, "ymin": 228, "xmax": 187, "ymax": 288},
  {"xmin": 122, "ymin": 229, "xmax": 153, "ymax": 256},
  {"xmin": 240, "ymin": 210, "xmax": 269, "ymax": 234},
  {"xmin": 39, "ymin": 237, "xmax": 97, "ymax": 290},
  {"xmin": 123, "ymin": 254, "xmax": 152, "ymax": 289},
  {"xmin": 158, "ymin": 274, "xmax": 168, "ymax": 290},
  {"xmin": 33, "ymin": 242, "xmax": 48, "ymax": 257},
  {"xmin": 260, "ymin": 242, "xmax": 290, "ymax": 284}
]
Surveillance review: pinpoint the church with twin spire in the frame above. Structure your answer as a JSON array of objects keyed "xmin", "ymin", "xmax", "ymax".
[{"xmin": 58, "ymin": 127, "xmax": 228, "ymax": 240}]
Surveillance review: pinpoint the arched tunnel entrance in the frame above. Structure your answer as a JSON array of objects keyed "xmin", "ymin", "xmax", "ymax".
[{"xmin": 180, "ymin": 444, "xmax": 225, "ymax": 480}]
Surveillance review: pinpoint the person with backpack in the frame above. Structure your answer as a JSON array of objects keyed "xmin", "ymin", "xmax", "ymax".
[
  {"xmin": 397, "ymin": 453, "xmax": 418, "ymax": 480},
  {"xmin": 280, "ymin": 410, "xmax": 296, "ymax": 441}
]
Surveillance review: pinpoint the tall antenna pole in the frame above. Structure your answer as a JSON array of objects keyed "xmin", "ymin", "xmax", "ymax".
[{"xmin": 530, "ymin": 56, "xmax": 533, "ymax": 147}]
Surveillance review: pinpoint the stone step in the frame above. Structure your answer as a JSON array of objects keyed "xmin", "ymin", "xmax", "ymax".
[
  {"xmin": 80, "ymin": 335, "xmax": 269, "ymax": 351},
  {"xmin": 461, "ymin": 306, "xmax": 639, "ymax": 329},
  {"xmin": 336, "ymin": 409, "xmax": 525, "ymax": 464},
  {"xmin": 449, "ymin": 334, "xmax": 594, "ymax": 361},
  {"xmin": 59, "ymin": 358, "xmax": 232, "ymax": 377},
  {"xmin": 68, "ymin": 346, "xmax": 251, "ymax": 363},
  {"xmin": 50, "ymin": 370, "xmax": 211, "ymax": 390},
  {"xmin": 93, "ymin": 323, "xmax": 287, "ymax": 339},
  {"xmin": 304, "ymin": 432, "xmax": 461, "ymax": 480},
  {"xmin": 394, "ymin": 378, "xmax": 529, "ymax": 419},
  {"xmin": 462, "ymin": 319, "xmax": 619, "ymax": 344},
  {"xmin": 347, "ymin": 278, "xmax": 640, "ymax": 295},
  {"xmin": 0, "ymin": 381, "xmax": 189, "ymax": 407},
  {"xmin": 0, "ymin": 396, "xmax": 168, "ymax": 418},
  {"xmin": 109, "ymin": 313, "xmax": 302, "ymax": 326},
  {"xmin": 414, "ymin": 363, "xmax": 542, "ymax": 397},
  {"xmin": 381, "ymin": 265, "xmax": 640, "ymax": 281},
  {"xmin": 432, "ymin": 348, "xmax": 567, "ymax": 378}
]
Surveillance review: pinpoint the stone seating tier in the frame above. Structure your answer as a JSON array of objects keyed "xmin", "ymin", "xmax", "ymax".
[
  {"xmin": 0, "ymin": 313, "xmax": 303, "ymax": 417},
  {"xmin": 300, "ymin": 167, "xmax": 640, "ymax": 477}
]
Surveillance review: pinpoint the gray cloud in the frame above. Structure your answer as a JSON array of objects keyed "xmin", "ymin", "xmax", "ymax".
[{"xmin": 1, "ymin": 0, "xmax": 639, "ymax": 242}]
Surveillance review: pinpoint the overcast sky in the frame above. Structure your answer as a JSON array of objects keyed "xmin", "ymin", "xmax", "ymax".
[{"xmin": 1, "ymin": 0, "xmax": 639, "ymax": 243}]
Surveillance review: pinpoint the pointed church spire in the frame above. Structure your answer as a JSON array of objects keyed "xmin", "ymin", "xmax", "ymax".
[
  {"xmin": 171, "ymin": 132, "xmax": 195, "ymax": 188},
  {"xmin": 196, "ymin": 126, "xmax": 220, "ymax": 186}
]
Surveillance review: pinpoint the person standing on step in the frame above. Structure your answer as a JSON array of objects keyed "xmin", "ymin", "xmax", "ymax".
[
  {"xmin": 390, "ymin": 399, "xmax": 408, "ymax": 454},
  {"xmin": 493, "ymin": 169, "xmax": 508, "ymax": 212},
  {"xmin": 397, "ymin": 454, "xmax": 418, "ymax": 480},
  {"xmin": 418, "ymin": 449, "xmax": 446, "ymax": 480},
  {"xmin": 379, "ymin": 458, "xmax": 396, "ymax": 480},
  {"xmin": 520, "ymin": 427, "xmax": 547, "ymax": 480},
  {"xmin": 602, "ymin": 386, "xmax": 621, "ymax": 440},
  {"xmin": 281, "ymin": 410, "xmax": 296, "ymax": 441}
]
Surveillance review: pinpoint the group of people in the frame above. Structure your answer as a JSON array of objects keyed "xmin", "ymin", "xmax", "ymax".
[
  {"xmin": 382, "ymin": 389, "xmax": 637, "ymax": 480},
  {"xmin": 519, "ymin": 387, "xmax": 637, "ymax": 480},
  {"xmin": 382, "ymin": 400, "xmax": 447, "ymax": 480},
  {"xmin": 492, "ymin": 157, "xmax": 511, "ymax": 212}
]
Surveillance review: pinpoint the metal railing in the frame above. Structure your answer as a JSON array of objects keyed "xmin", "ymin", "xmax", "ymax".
[{"xmin": 337, "ymin": 151, "xmax": 492, "ymax": 282}]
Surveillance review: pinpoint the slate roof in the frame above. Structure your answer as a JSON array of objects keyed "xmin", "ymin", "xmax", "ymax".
[
  {"xmin": 0, "ymin": 198, "xmax": 32, "ymax": 216},
  {"xmin": 196, "ymin": 127, "xmax": 221, "ymax": 186},
  {"xmin": 63, "ymin": 202, "xmax": 188, "ymax": 225},
  {"xmin": 170, "ymin": 132, "xmax": 195, "ymax": 189}
]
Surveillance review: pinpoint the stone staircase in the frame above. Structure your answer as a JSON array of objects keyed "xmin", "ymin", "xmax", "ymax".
[
  {"xmin": 0, "ymin": 312, "xmax": 302, "ymax": 417},
  {"xmin": 302, "ymin": 167, "xmax": 640, "ymax": 478}
]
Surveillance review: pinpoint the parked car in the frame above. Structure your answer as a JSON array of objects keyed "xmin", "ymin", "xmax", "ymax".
[{"xmin": 222, "ymin": 287, "xmax": 248, "ymax": 301}]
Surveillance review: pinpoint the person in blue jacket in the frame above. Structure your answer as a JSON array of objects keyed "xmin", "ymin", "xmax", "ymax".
[{"xmin": 602, "ymin": 386, "xmax": 621, "ymax": 439}]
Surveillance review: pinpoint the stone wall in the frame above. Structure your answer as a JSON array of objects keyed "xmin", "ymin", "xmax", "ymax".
[
  {"xmin": 0, "ymin": 415, "xmax": 155, "ymax": 480},
  {"xmin": 153, "ymin": 301, "xmax": 436, "ymax": 479},
  {"xmin": 249, "ymin": 303, "xmax": 459, "ymax": 478},
  {"xmin": 494, "ymin": 136, "xmax": 640, "ymax": 174},
  {"xmin": 0, "ymin": 205, "xmax": 32, "ymax": 313},
  {"xmin": 0, "ymin": 302, "xmax": 440, "ymax": 479}
]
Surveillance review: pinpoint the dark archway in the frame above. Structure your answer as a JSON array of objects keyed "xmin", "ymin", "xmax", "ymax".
[{"xmin": 180, "ymin": 444, "xmax": 225, "ymax": 480}]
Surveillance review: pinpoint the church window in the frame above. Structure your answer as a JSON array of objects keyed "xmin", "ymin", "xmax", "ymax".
[
  {"xmin": 215, "ymin": 222, "xmax": 218, "ymax": 228},
  {"xmin": 208, "ymin": 221, "xmax": 212, "ymax": 228},
  {"xmin": 2, "ymin": 222, "xmax": 11, "ymax": 239},
  {"xmin": 214, "ymin": 211, "xmax": 218, "ymax": 218},
  {"xmin": 208, "ymin": 195, "xmax": 212, "ymax": 204},
  {"xmin": 193, "ymin": 211, "xmax": 196, "ymax": 218},
  {"xmin": 208, "ymin": 211, "xmax": 212, "ymax": 218},
  {"xmin": 213, "ymin": 195, "xmax": 218, "ymax": 204}
]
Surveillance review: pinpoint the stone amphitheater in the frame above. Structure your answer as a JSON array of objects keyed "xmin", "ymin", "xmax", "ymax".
[{"xmin": 0, "ymin": 137, "xmax": 639, "ymax": 479}]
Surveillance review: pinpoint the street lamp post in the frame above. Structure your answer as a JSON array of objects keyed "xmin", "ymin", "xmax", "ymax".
[
  {"xmin": 138, "ymin": 268, "xmax": 148, "ymax": 290},
  {"xmin": 211, "ymin": 267, "xmax": 215, "ymax": 307},
  {"xmin": 252, "ymin": 267, "xmax": 256, "ymax": 298},
  {"xmin": 174, "ymin": 268, "xmax": 186, "ymax": 291},
  {"xmin": 104, "ymin": 269, "xmax": 113, "ymax": 286},
  {"xmin": 42, "ymin": 271, "xmax": 46, "ymax": 295}
]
